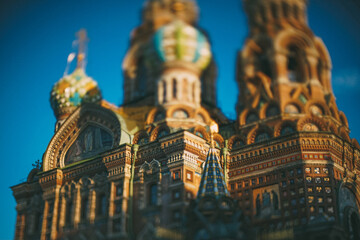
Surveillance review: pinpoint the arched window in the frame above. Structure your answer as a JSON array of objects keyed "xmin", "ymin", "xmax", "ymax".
[
  {"xmin": 287, "ymin": 46, "xmax": 305, "ymax": 83},
  {"xmin": 271, "ymin": 3, "xmax": 279, "ymax": 20},
  {"xmin": 183, "ymin": 78, "xmax": 188, "ymax": 101},
  {"xmin": 81, "ymin": 197, "xmax": 89, "ymax": 221},
  {"xmin": 294, "ymin": 5, "xmax": 300, "ymax": 20},
  {"xmin": 285, "ymin": 103, "xmax": 300, "ymax": 114},
  {"xmin": 172, "ymin": 78, "xmax": 177, "ymax": 99},
  {"xmin": 255, "ymin": 51, "xmax": 273, "ymax": 79},
  {"xmin": 255, "ymin": 132, "xmax": 270, "ymax": 143},
  {"xmin": 173, "ymin": 109, "xmax": 188, "ymax": 119},
  {"xmin": 246, "ymin": 112, "xmax": 259, "ymax": 124},
  {"xmin": 149, "ymin": 184, "xmax": 157, "ymax": 206},
  {"xmin": 163, "ymin": 81, "xmax": 167, "ymax": 102},
  {"xmin": 66, "ymin": 200, "xmax": 73, "ymax": 226},
  {"xmin": 96, "ymin": 194, "xmax": 107, "ymax": 217},
  {"xmin": 282, "ymin": 2, "xmax": 290, "ymax": 18},
  {"xmin": 157, "ymin": 129, "xmax": 168, "ymax": 139},
  {"xmin": 195, "ymin": 131, "xmax": 204, "ymax": 138},
  {"xmin": 136, "ymin": 57, "xmax": 147, "ymax": 97},
  {"xmin": 232, "ymin": 140, "xmax": 244, "ymax": 148},
  {"xmin": 266, "ymin": 105, "xmax": 280, "ymax": 117},
  {"xmin": 280, "ymin": 126, "xmax": 295, "ymax": 136}
]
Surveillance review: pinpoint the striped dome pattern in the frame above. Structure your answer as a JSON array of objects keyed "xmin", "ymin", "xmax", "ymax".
[
  {"xmin": 150, "ymin": 20, "xmax": 211, "ymax": 71},
  {"xmin": 197, "ymin": 148, "xmax": 230, "ymax": 199}
]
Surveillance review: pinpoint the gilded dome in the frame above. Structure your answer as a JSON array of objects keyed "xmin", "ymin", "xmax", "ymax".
[
  {"xmin": 146, "ymin": 20, "xmax": 212, "ymax": 72},
  {"xmin": 50, "ymin": 68, "xmax": 102, "ymax": 119}
]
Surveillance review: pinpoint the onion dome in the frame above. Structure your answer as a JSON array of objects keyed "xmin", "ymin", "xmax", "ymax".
[
  {"xmin": 197, "ymin": 148, "xmax": 230, "ymax": 199},
  {"xmin": 146, "ymin": 20, "xmax": 212, "ymax": 73},
  {"xmin": 50, "ymin": 68, "xmax": 102, "ymax": 119}
]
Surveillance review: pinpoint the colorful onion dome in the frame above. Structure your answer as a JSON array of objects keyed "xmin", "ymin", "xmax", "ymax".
[
  {"xmin": 50, "ymin": 68, "xmax": 102, "ymax": 119},
  {"xmin": 147, "ymin": 20, "xmax": 212, "ymax": 73}
]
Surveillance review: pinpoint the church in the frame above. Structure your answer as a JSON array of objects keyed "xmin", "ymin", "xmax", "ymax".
[{"xmin": 11, "ymin": 0, "xmax": 360, "ymax": 239}]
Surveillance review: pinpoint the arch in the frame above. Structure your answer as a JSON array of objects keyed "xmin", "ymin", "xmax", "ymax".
[
  {"xmin": 274, "ymin": 120, "xmax": 297, "ymax": 137},
  {"xmin": 305, "ymin": 100, "xmax": 329, "ymax": 116},
  {"xmin": 329, "ymin": 105, "xmax": 340, "ymax": 121},
  {"xmin": 166, "ymin": 104, "xmax": 195, "ymax": 119},
  {"xmin": 274, "ymin": 30, "xmax": 315, "ymax": 52},
  {"xmin": 133, "ymin": 130, "xmax": 150, "ymax": 145},
  {"xmin": 314, "ymin": 38, "xmax": 332, "ymax": 69},
  {"xmin": 240, "ymin": 109, "xmax": 259, "ymax": 126},
  {"xmin": 146, "ymin": 107, "xmax": 166, "ymax": 125},
  {"xmin": 297, "ymin": 116, "xmax": 327, "ymax": 132},
  {"xmin": 283, "ymin": 100, "xmax": 304, "ymax": 114},
  {"xmin": 260, "ymin": 101, "xmax": 280, "ymax": 119},
  {"xmin": 193, "ymin": 126, "xmax": 210, "ymax": 141},
  {"xmin": 247, "ymin": 124, "xmax": 273, "ymax": 145},
  {"xmin": 339, "ymin": 127, "xmax": 351, "ymax": 142},
  {"xmin": 43, "ymin": 104, "xmax": 122, "ymax": 171},
  {"xmin": 327, "ymin": 121, "xmax": 339, "ymax": 135},
  {"xmin": 195, "ymin": 107, "xmax": 212, "ymax": 125},
  {"xmin": 228, "ymin": 134, "xmax": 246, "ymax": 150},
  {"xmin": 62, "ymin": 123, "xmax": 114, "ymax": 166},
  {"xmin": 150, "ymin": 124, "xmax": 171, "ymax": 141},
  {"xmin": 213, "ymin": 133, "xmax": 224, "ymax": 148},
  {"xmin": 339, "ymin": 111, "xmax": 349, "ymax": 127}
]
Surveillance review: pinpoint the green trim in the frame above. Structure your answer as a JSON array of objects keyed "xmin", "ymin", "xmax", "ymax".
[{"xmin": 60, "ymin": 156, "xmax": 99, "ymax": 170}]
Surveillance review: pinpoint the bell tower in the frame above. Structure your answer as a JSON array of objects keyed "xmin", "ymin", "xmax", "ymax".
[{"xmin": 236, "ymin": 0, "xmax": 341, "ymax": 132}]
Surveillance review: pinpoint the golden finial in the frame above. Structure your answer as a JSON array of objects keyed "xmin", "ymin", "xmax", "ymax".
[
  {"xmin": 76, "ymin": 29, "xmax": 89, "ymax": 69},
  {"xmin": 210, "ymin": 121, "xmax": 219, "ymax": 148}
]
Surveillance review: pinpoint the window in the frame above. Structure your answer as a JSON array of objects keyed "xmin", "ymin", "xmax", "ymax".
[
  {"xmin": 81, "ymin": 197, "xmax": 89, "ymax": 221},
  {"xmin": 114, "ymin": 201, "xmax": 122, "ymax": 215},
  {"xmin": 113, "ymin": 218, "xmax": 122, "ymax": 233},
  {"xmin": 172, "ymin": 78, "xmax": 177, "ymax": 99},
  {"xmin": 96, "ymin": 194, "xmax": 107, "ymax": 217},
  {"xmin": 163, "ymin": 81, "xmax": 167, "ymax": 102},
  {"xmin": 173, "ymin": 190, "xmax": 181, "ymax": 201},
  {"xmin": 255, "ymin": 132, "xmax": 270, "ymax": 143},
  {"xmin": 149, "ymin": 184, "xmax": 157, "ymax": 206},
  {"xmin": 115, "ymin": 185, "xmax": 123, "ymax": 197},
  {"xmin": 173, "ymin": 170, "xmax": 181, "ymax": 181},
  {"xmin": 287, "ymin": 45, "xmax": 305, "ymax": 83},
  {"xmin": 246, "ymin": 113, "xmax": 258, "ymax": 124},
  {"xmin": 259, "ymin": 177, "xmax": 263, "ymax": 184},
  {"xmin": 186, "ymin": 170, "xmax": 193, "ymax": 182},
  {"xmin": 66, "ymin": 200, "xmax": 73, "ymax": 226},
  {"xmin": 173, "ymin": 210, "xmax": 181, "ymax": 221}
]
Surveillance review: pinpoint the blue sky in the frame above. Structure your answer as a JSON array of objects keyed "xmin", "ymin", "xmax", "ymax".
[{"xmin": 0, "ymin": 0, "xmax": 359, "ymax": 238}]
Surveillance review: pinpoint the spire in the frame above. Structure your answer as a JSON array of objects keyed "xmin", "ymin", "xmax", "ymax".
[
  {"xmin": 197, "ymin": 122, "xmax": 229, "ymax": 199},
  {"xmin": 75, "ymin": 29, "xmax": 88, "ymax": 69},
  {"xmin": 197, "ymin": 148, "xmax": 230, "ymax": 199},
  {"xmin": 50, "ymin": 29, "xmax": 101, "ymax": 121}
]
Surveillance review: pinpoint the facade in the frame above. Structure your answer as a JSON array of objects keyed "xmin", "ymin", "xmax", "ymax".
[{"xmin": 11, "ymin": 0, "xmax": 360, "ymax": 240}]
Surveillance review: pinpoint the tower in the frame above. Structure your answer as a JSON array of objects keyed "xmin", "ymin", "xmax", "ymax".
[{"xmin": 226, "ymin": 0, "xmax": 360, "ymax": 239}]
